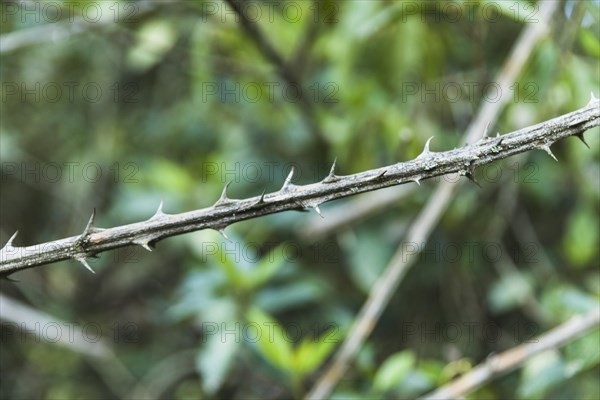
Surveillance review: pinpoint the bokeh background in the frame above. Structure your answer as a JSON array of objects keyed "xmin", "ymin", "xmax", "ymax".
[{"xmin": 1, "ymin": 0, "xmax": 599, "ymax": 399}]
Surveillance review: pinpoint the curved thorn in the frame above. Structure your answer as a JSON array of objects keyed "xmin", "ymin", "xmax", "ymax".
[
  {"xmin": 417, "ymin": 137, "xmax": 434, "ymax": 159},
  {"xmin": 575, "ymin": 133, "xmax": 590, "ymax": 149},
  {"xmin": 412, "ymin": 177, "xmax": 421, "ymax": 186},
  {"xmin": 75, "ymin": 256, "xmax": 95, "ymax": 274},
  {"xmin": 541, "ymin": 144, "xmax": 558, "ymax": 162},
  {"xmin": 590, "ymin": 91, "xmax": 598, "ymax": 104},
  {"xmin": 314, "ymin": 205, "xmax": 324, "ymax": 219},
  {"xmin": 152, "ymin": 200, "xmax": 165, "ymax": 219},
  {"xmin": 216, "ymin": 181, "xmax": 232, "ymax": 206},
  {"xmin": 281, "ymin": 167, "xmax": 295, "ymax": 191}
]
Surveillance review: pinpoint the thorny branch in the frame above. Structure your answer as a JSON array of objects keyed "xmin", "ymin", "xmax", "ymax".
[
  {"xmin": 1, "ymin": 96, "xmax": 598, "ymax": 276},
  {"xmin": 306, "ymin": 2, "xmax": 561, "ymax": 397}
]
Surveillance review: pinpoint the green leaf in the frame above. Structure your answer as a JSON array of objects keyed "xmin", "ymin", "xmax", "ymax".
[
  {"xmin": 195, "ymin": 331, "xmax": 239, "ymax": 395},
  {"xmin": 562, "ymin": 207, "xmax": 599, "ymax": 268},
  {"xmin": 245, "ymin": 307, "xmax": 294, "ymax": 372},
  {"xmin": 293, "ymin": 327, "xmax": 341, "ymax": 376},
  {"xmin": 215, "ymin": 248, "xmax": 246, "ymax": 290},
  {"xmin": 128, "ymin": 20, "xmax": 178, "ymax": 72},
  {"xmin": 483, "ymin": 0, "xmax": 539, "ymax": 23},
  {"xmin": 541, "ymin": 284, "xmax": 599, "ymax": 321},
  {"xmin": 488, "ymin": 270, "xmax": 534, "ymax": 314},
  {"xmin": 579, "ymin": 29, "xmax": 600, "ymax": 59},
  {"xmin": 373, "ymin": 350, "xmax": 416, "ymax": 392},
  {"xmin": 245, "ymin": 245, "xmax": 287, "ymax": 289},
  {"xmin": 564, "ymin": 328, "xmax": 600, "ymax": 376},
  {"xmin": 254, "ymin": 278, "xmax": 326, "ymax": 313},
  {"xmin": 517, "ymin": 350, "xmax": 567, "ymax": 399}
]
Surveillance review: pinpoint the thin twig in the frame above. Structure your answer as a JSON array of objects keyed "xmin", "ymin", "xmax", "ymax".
[
  {"xmin": 1, "ymin": 97, "xmax": 598, "ymax": 276},
  {"xmin": 421, "ymin": 309, "xmax": 600, "ymax": 400},
  {"xmin": 305, "ymin": 2, "xmax": 561, "ymax": 398},
  {"xmin": 224, "ymin": 0, "xmax": 327, "ymax": 145}
]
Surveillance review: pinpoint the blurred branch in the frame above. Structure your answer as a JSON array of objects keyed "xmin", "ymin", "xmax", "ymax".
[
  {"xmin": 128, "ymin": 349, "xmax": 197, "ymax": 399},
  {"xmin": 224, "ymin": 0, "xmax": 327, "ymax": 144},
  {"xmin": 421, "ymin": 309, "xmax": 600, "ymax": 400},
  {"xmin": 1, "ymin": 98, "xmax": 598, "ymax": 276},
  {"xmin": 0, "ymin": 1, "xmax": 167, "ymax": 54},
  {"xmin": 0, "ymin": 293, "xmax": 142, "ymax": 398},
  {"xmin": 306, "ymin": 2, "xmax": 561, "ymax": 398}
]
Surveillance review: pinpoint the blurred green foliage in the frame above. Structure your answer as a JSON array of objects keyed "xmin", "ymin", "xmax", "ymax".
[{"xmin": 1, "ymin": 0, "xmax": 599, "ymax": 399}]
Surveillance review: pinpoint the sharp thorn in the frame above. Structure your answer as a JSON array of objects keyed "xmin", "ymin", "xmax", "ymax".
[
  {"xmin": 424, "ymin": 136, "xmax": 434, "ymax": 152},
  {"xmin": 412, "ymin": 177, "xmax": 421, "ymax": 186},
  {"xmin": 323, "ymin": 158, "xmax": 339, "ymax": 183},
  {"xmin": 281, "ymin": 167, "xmax": 295, "ymax": 191},
  {"xmin": 216, "ymin": 181, "xmax": 232, "ymax": 206},
  {"xmin": 151, "ymin": 200, "xmax": 166, "ymax": 219},
  {"xmin": 483, "ymin": 121, "xmax": 490, "ymax": 138},
  {"xmin": 75, "ymin": 256, "xmax": 95, "ymax": 274},
  {"xmin": 417, "ymin": 137, "xmax": 434, "ymax": 159},
  {"xmin": 82, "ymin": 208, "xmax": 96, "ymax": 237},
  {"xmin": 4, "ymin": 231, "xmax": 19, "ymax": 248},
  {"xmin": 465, "ymin": 172, "xmax": 482, "ymax": 188},
  {"xmin": 134, "ymin": 239, "xmax": 153, "ymax": 252},
  {"xmin": 219, "ymin": 228, "xmax": 231, "ymax": 242},
  {"xmin": 372, "ymin": 169, "xmax": 386, "ymax": 180},
  {"xmin": 314, "ymin": 205, "xmax": 324, "ymax": 219},
  {"xmin": 255, "ymin": 189, "xmax": 266, "ymax": 205},
  {"xmin": 590, "ymin": 92, "xmax": 598, "ymax": 104},
  {"xmin": 575, "ymin": 133, "xmax": 590, "ymax": 149},
  {"xmin": 541, "ymin": 144, "xmax": 558, "ymax": 162},
  {"xmin": 330, "ymin": 158, "xmax": 337, "ymax": 174}
]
